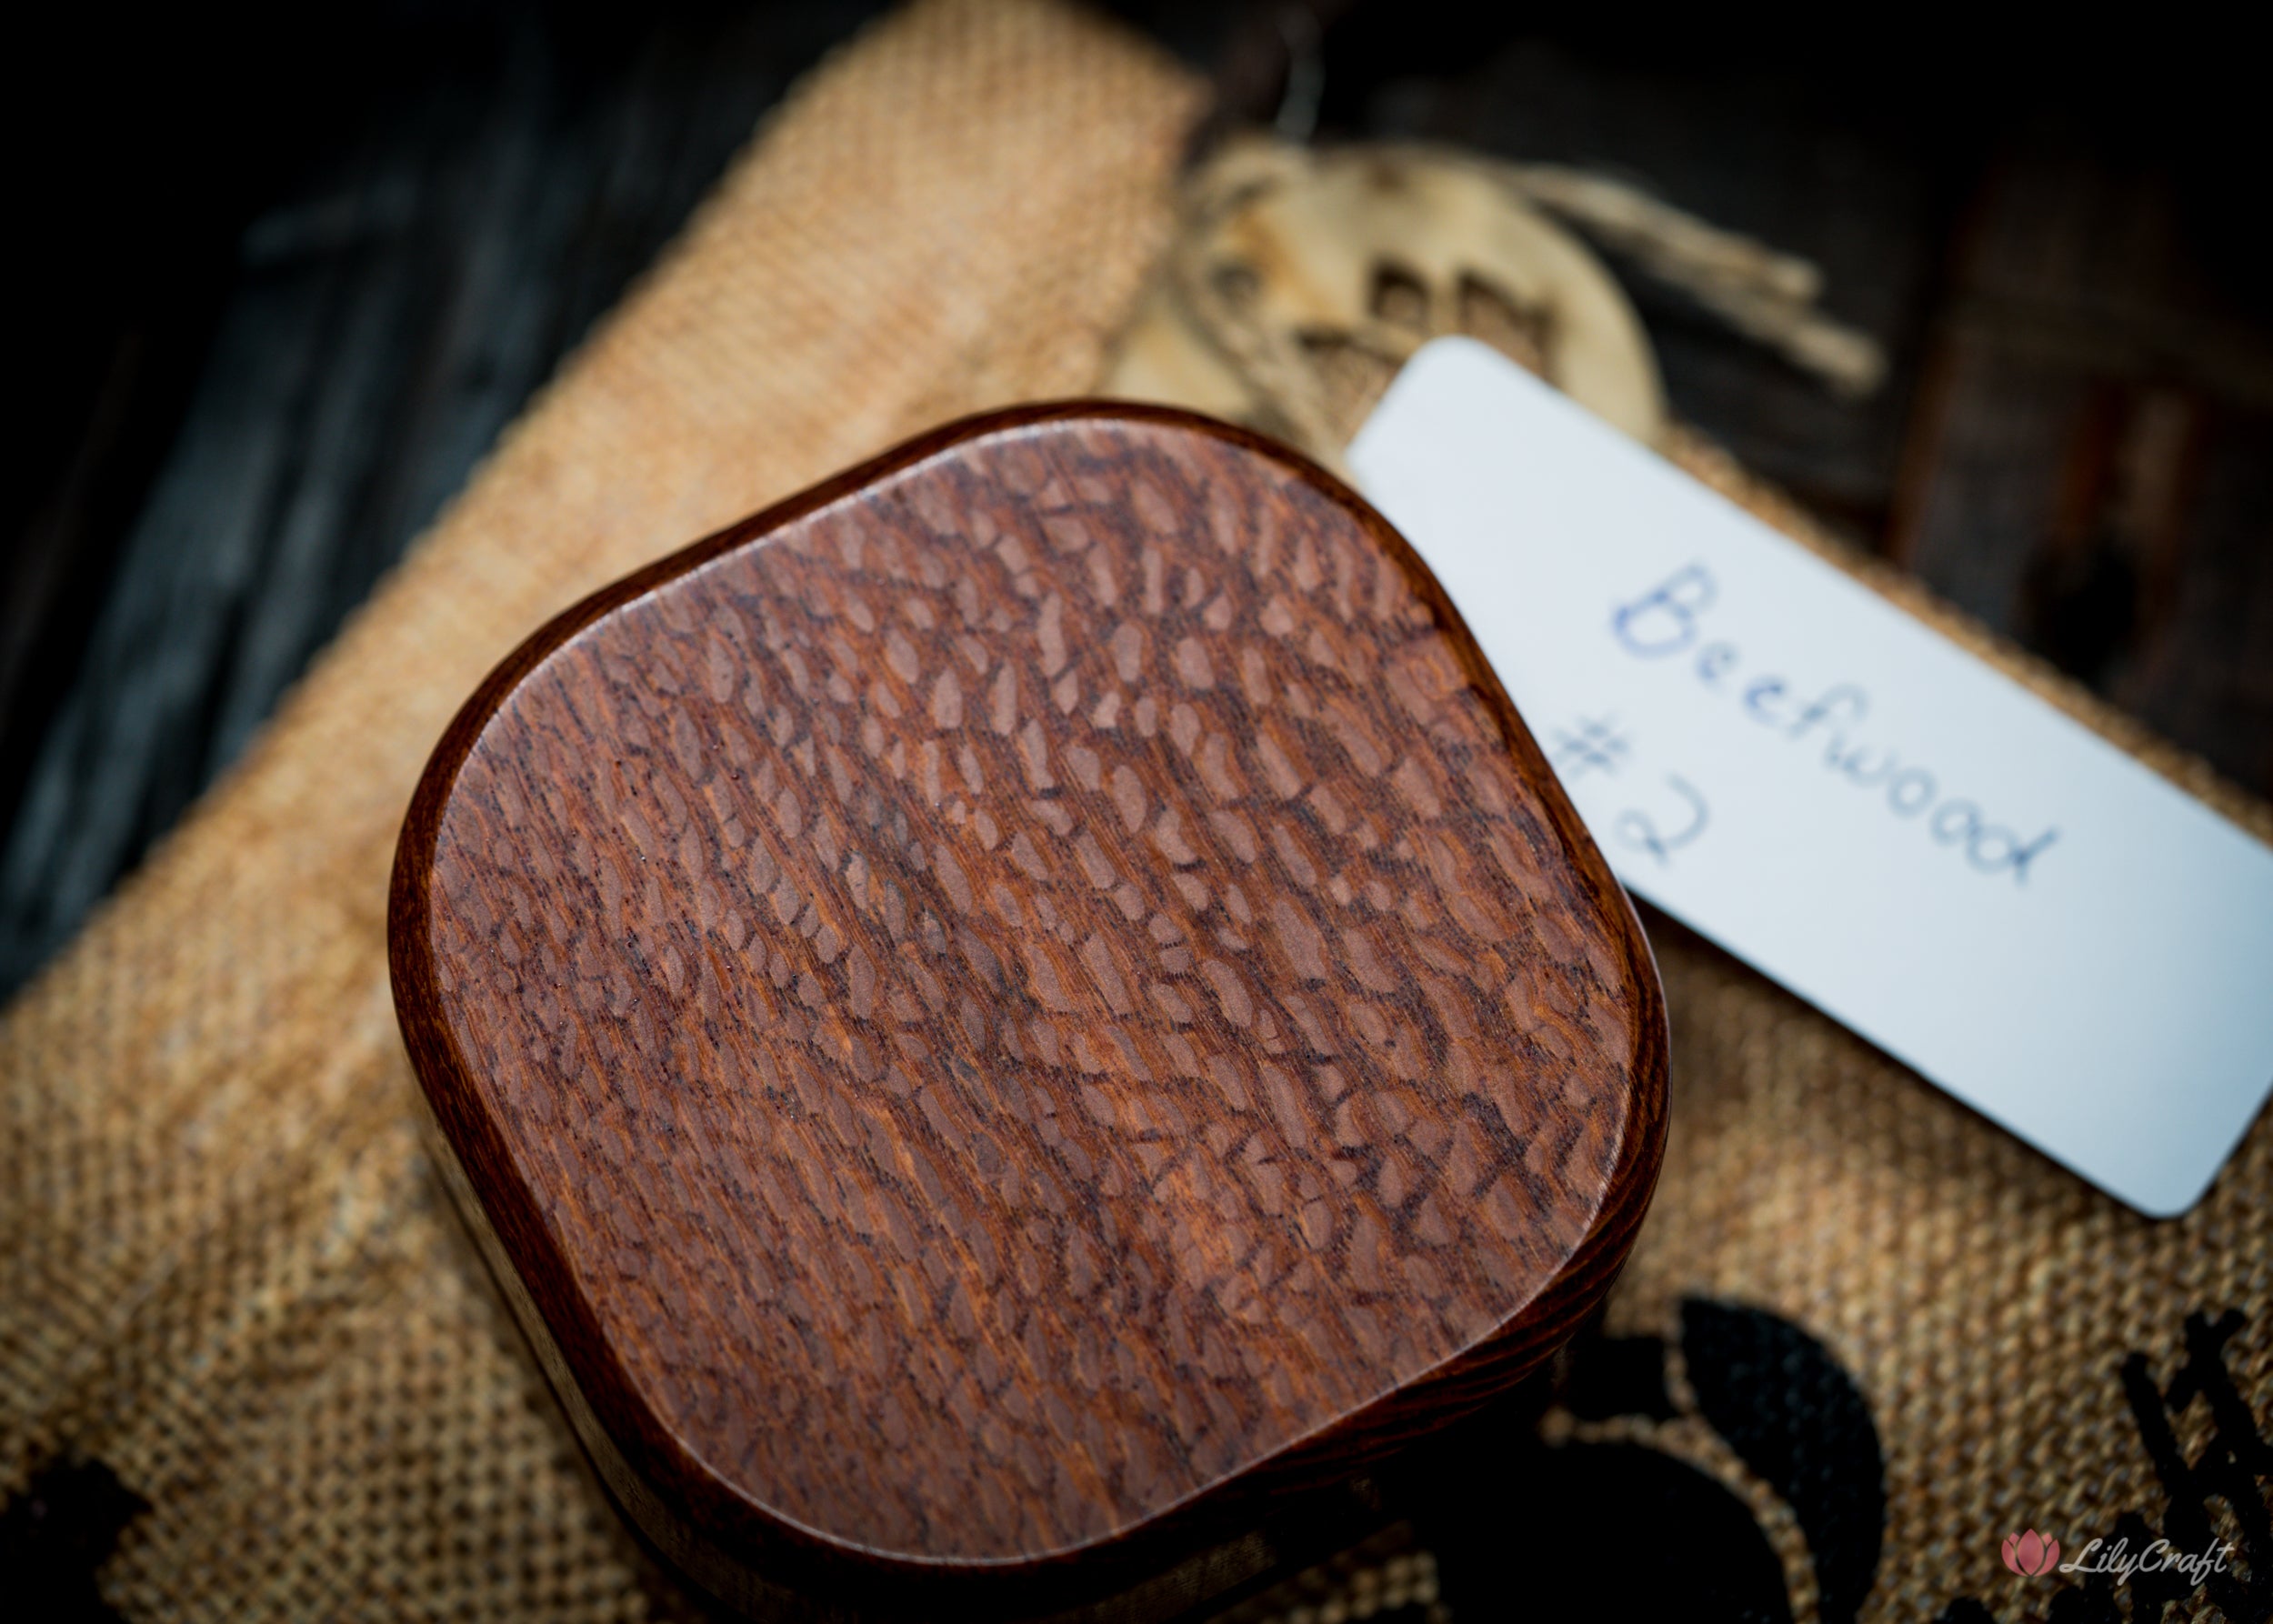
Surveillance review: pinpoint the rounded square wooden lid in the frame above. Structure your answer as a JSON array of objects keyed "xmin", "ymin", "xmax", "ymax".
[{"xmin": 389, "ymin": 405, "xmax": 1665, "ymax": 1614}]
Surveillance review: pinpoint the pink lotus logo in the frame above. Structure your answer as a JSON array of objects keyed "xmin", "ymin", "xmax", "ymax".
[{"xmin": 2003, "ymin": 1529, "xmax": 2061, "ymax": 1576}]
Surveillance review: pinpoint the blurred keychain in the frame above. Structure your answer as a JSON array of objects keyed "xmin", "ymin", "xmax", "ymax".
[{"xmin": 1103, "ymin": 8, "xmax": 1882, "ymax": 466}]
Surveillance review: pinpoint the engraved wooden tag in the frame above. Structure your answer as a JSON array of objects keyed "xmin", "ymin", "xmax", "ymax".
[{"xmin": 388, "ymin": 405, "xmax": 1667, "ymax": 1619}]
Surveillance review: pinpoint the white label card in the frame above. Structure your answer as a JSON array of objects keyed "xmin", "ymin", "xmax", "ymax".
[{"xmin": 1349, "ymin": 337, "xmax": 2273, "ymax": 1217}]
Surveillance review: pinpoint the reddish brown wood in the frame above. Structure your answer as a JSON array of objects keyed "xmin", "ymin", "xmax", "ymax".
[{"xmin": 388, "ymin": 404, "xmax": 1667, "ymax": 1619}]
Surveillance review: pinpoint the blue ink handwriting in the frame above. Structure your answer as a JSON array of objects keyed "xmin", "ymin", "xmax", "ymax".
[{"xmin": 1610, "ymin": 564, "xmax": 2058, "ymax": 885}]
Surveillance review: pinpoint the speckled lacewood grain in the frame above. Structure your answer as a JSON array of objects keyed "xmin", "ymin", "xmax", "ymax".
[{"xmin": 389, "ymin": 403, "xmax": 1667, "ymax": 1620}]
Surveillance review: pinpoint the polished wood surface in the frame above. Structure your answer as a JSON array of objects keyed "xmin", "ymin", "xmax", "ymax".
[{"xmin": 389, "ymin": 404, "xmax": 1667, "ymax": 1618}]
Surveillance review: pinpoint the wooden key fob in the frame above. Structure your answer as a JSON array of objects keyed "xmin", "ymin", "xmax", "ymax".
[{"xmin": 388, "ymin": 405, "xmax": 1667, "ymax": 1621}]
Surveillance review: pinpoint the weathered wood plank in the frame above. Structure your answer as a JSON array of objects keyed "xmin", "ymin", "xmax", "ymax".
[{"xmin": 0, "ymin": 5, "xmax": 886, "ymax": 995}]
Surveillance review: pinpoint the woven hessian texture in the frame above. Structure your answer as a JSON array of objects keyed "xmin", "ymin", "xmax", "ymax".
[{"xmin": 4, "ymin": 2, "xmax": 2270, "ymax": 1621}]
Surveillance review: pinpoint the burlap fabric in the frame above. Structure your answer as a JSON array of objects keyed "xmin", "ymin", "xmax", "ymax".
[{"xmin": 3, "ymin": 3, "xmax": 2268, "ymax": 1621}]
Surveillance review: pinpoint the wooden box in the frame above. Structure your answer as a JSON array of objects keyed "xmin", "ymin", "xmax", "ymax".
[{"xmin": 388, "ymin": 406, "xmax": 1666, "ymax": 1619}]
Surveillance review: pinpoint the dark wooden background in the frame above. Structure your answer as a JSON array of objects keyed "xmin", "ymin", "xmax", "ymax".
[{"xmin": 5, "ymin": 0, "xmax": 2268, "ymax": 998}]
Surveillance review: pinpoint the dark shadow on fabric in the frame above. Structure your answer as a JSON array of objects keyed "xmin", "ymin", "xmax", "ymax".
[{"xmin": 0, "ymin": 1457, "xmax": 149, "ymax": 1623}]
